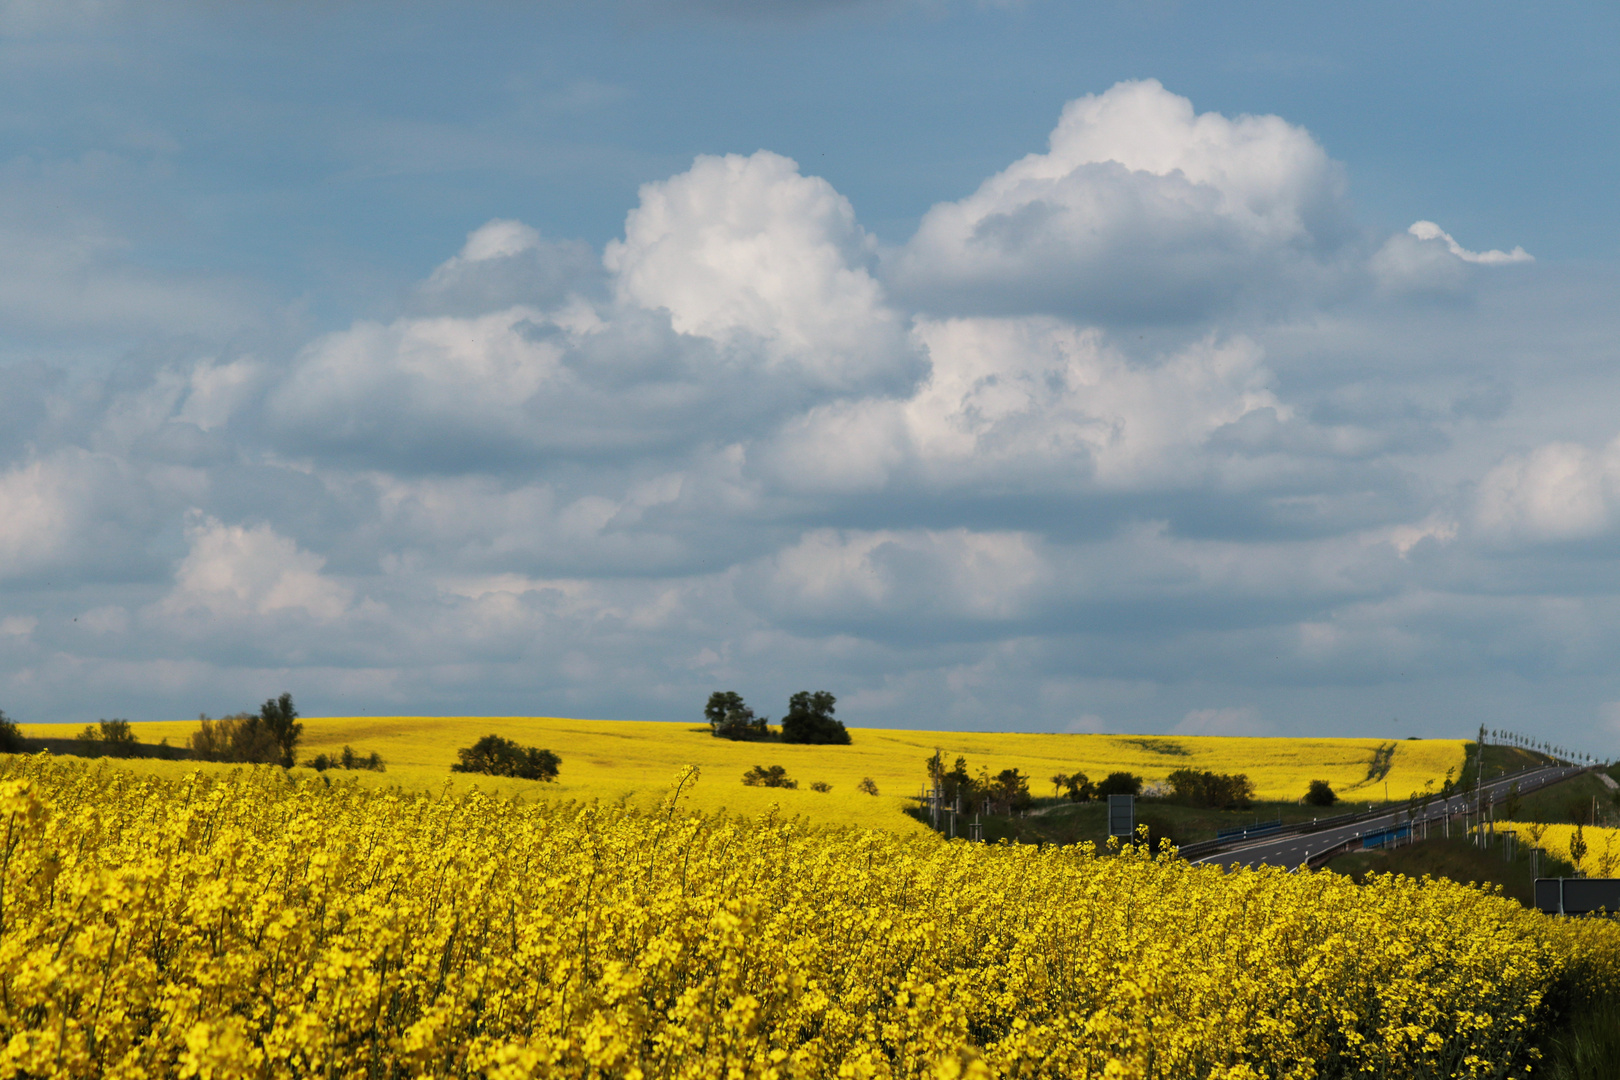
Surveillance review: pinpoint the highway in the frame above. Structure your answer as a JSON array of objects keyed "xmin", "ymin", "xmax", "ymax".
[{"xmin": 1189, "ymin": 764, "xmax": 1588, "ymax": 871}]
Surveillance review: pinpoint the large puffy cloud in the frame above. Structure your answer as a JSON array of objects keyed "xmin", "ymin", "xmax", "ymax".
[
  {"xmin": 606, "ymin": 150, "xmax": 919, "ymax": 393},
  {"xmin": 756, "ymin": 318, "xmax": 1285, "ymax": 495},
  {"xmin": 889, "ymin": 79, "xmax": 1354, "ymax": 324},
  {"xmin": 0, "ymin": 450, "xmax": 165, "ymax": 582},
  {"xmin": 748, "ymin": 527, "xmax": 1050, "ymax": 629},
  {"xmin": 1474, "ymin": 439, "xmax": 1620, "ymax": 545},
  {"xmin": 268, "ymin": 153, "xmax": 925, "ymax": 470},
  {"xmin": 161, "ymin": 515, "xmax": 353, "ymax": 621}
]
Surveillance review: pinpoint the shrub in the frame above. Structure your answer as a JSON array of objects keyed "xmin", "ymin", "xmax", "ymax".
[
  {"xmin": 1306, "ymin": 779, "xmax": 1337, "ymax": 807},
  {"xmin": 308, "ymin": 745, "xmax": 386, "ymax": 773},
  {"xmin": 780, "ymin": 691, "xmax": 849, "ymax": 745},
  {"xmin": 856, "ymin": 777, "xmax": 879, "ymax": 796},
  {"xmin": 1063, "ymin": 770, "xmax": 1094, "ymax": 802},
  {"xmin": 451, "ymin": 735, "xmax": 560, "ymax": 781},
  {"xmin": 705, "ymin": 691, "xmax": 770, "ymax": 741},
  {"xmin": 1096, "ymin": 771, "xmax": 1143, "ymax": 798},
  {"xmin": 1166, "ymin": 769, "xmax": 1255, "ymax": 810},
  {"xmin": 742, "ymin": 765, "xmax": 797, "ymax": 789},
  {"xmin": 343, "ymin": 745, "xmax": 384, "ymax": 771},
  {"xmin": 0, "ymin": 708, "xmax": 20, "ymax": 753},
  {"xmin": 810, "ymin": 781, "xmax": 831, "ymax": 793}
]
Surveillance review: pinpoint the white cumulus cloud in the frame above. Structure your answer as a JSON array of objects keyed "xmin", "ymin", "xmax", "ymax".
[
  {"xmin": 162, "ymin": 515, "xmax": 352, "ymax": 621},
  {"xmin": 606, "ymin": 150, "xmax": 920, "ymax": 392},
  {"xmin": 759, "ymin": 318, "xmax": 1283, "ymax": 493},
  {"xmin": 1475, "ymin": 439, "xmax": 1620, "ymax": 544},
  {"xmin": 890, "ymin": 79, "xmax": 1351, "ymax": 323},
  {"xmin": 753, "ymin": 527, "xmax": 1049, "ymax": 624}
]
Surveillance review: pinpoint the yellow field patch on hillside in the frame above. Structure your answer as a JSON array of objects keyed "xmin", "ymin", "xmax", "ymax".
[
  {"xmin": 1499, "ymin": 822, "xmax": 1620, "ymax": 876},
  {"xmin": 23, "ymin": 717, "xmax": 1466, "ymax": 834}
]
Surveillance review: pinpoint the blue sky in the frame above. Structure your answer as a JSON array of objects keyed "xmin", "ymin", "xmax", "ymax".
[{"xmin": 2, "ymin": 0, "xmax": 1619, "ymax": 751}]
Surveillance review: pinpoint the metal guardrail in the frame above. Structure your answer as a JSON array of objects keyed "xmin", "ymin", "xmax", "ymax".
[
  {"xmin": 1217, "ymin": 818, "xmax": 1283, "ymax": 840},
  {"xmin": 1361, "ymin": 825, "xmax": 1411, "ymax": 850}
]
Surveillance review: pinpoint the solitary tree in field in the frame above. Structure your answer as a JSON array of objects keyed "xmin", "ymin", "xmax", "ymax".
[
  {"xmin": 260, "ymin": 693, "xmax": 302, "ymax": 768},
  {"xmin": 1306, "ymin": 779, "xmax": 1337, "ymax": 807},
  {"xmin": 1570, "ymin": 824, "xmax": 1588, "ymax": 877},
  {"xmin": 0, "ymin": 708, "xmax": 21, "ymax": 753}
]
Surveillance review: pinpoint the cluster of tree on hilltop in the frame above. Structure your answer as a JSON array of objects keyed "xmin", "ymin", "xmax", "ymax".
[
  {"xmin": 0, "ymin": 695, "xmax": 394, "ymax": 775},
  {"xmin": 705, "ymin": 690, "xmax": 850, "ymax": 744}
]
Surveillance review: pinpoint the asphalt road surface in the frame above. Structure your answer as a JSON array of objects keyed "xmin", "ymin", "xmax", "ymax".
[{"xmin": 1191, "ymin": 764, "xmax": 1589, "ymax": 871}]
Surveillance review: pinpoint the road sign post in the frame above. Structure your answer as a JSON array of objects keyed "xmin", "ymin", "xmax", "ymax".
[{"xmin": 1108, "ymin": 794, "xmax": 1135, "ymax": 840}]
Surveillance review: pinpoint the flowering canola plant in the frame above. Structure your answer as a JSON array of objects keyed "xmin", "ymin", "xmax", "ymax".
[{"xmin": 2, "ymin": 755, "xmax": 1617, "ymax": 1079}]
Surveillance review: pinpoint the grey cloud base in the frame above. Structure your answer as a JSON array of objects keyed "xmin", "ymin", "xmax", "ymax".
[{"xmin": 2, "ymin": 81, "xmax": 1617, "ymax": 753}]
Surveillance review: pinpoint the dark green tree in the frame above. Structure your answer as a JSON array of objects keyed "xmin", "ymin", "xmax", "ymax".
[
  {"xmin": 1306, "ymin": 779, "xmax": 1337, "ymax": 807},
  {"xmin": 925, "ymin": 750, "xmax": 979, "ymax": 810},
  {"xmin": 741, "ymin": 764, "xmax": 796, "ymax": 788},
  {"xmin": 259, "ymin": 693, "xmax": 302, "ymax": 768},
  {"xmin": 1096, "ymin": 771, "xmax": 1142, "ymax": 798},
  {"xmin": 1063, "ymin": 771, "xmax": 1094, "ymax": 802},
  {"xmin": 780, "ymin": 691, "xmax": 848, "ymax": 745},
  {"xmin": 704, "ymin": 691, "xmax": 768, "ymax": 741},
  {"xmin": 986, "ymin": 768, "xmax": 1032, "ymax": 813},
  {"xmin": 1167, "ymin": 769, "xmax": 1255, "ymax": 809},
  {"xmin": 0, "ymin": 708, "xmax": 21, "ymax": 753},
  {"xmin": 451, "ymin": 734, "xmax": 560, "ymax": 781}
]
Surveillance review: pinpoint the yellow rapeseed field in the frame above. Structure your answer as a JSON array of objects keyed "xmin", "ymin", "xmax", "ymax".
[
  {"xmin": 1498, "ymin": 822, "xmax": 1620, "ymax": 877},
  {"xmin": 0, "ymin": 754, "xmax": 1616, "ymax": 1079},
  {"xmin": 27, "ymin": 717, "xmax": 1467, "ymax": 835}
]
